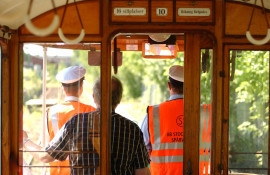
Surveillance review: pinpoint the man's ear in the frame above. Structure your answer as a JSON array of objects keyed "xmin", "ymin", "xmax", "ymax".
[{"xmin": 168, "ymin": 82, "xmax": 172, "ymax": 90}]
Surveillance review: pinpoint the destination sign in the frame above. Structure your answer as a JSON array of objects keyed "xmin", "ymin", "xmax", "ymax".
[
  {"xmin": 126, "ymin": 45, "xmax": 138, "ymax": 51},
  {"xmin": 114, "ymin": 8, "xmax": 147, "ymax": 16},
  {"xmin": 178, "ymin": 8, "xmax": 211, "ymax": 17}
]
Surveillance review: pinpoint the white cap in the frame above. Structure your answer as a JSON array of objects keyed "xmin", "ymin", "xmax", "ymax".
[
  {"xmin": 169, "ymin": 65, "xmax": 184, "ymax": 82},
  {"xmin": 56, "ymin": 66, "xmax": 86, "ymax": 84}
]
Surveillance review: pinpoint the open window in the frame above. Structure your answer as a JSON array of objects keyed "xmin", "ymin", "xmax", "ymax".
[{"xmin": 20, "ymin": 43, "xmax": 101, "ymax": 174}]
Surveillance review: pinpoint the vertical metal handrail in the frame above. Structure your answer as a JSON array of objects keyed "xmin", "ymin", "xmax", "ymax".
[{"xmin": 42, "ymin": 46, "xmax": 47, "ymax": 174}]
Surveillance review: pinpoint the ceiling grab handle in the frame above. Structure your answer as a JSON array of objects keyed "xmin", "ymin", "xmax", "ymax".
[
  {"xmin": 246, "ymin": 0, "xmax": 270, "ymax": 45},
  {"xmin": 58, "ymin": 28, "xmax": 85, "ymax": 44},
  {"xmin": 58, "ymin": 0, "xmax": 85, "ymax": 44},
  {"xmin": 24, "ymin": 0, "xmax": 59, "ymax": 37},
  {"xmin": 246, "ymin": 29, "xmax": 270, "ymax": 46},
  {"xmin": 25, "ymin": 15, "xmax": 59, "ymax": 37},
  {"xmin": 0, "ymin": 0, "xmax": 29, "ymax": 25}
]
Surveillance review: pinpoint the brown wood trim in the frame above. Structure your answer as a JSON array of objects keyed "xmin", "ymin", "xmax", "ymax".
[
  {"xmin": 100, "ymin": 0, "xmax": 103, "ymax": 37},
  {"xmin": 9, "ymin": 31, "xmax": 20, "ymax": 175},
  {"xmin": 184, "ymin": 33, "xmax": 201, "ymax": 175},
  {"xmin": 100, "ymin": 0, "xmax": 111, "ymax": 174},
  {"xmin": 1, "ymin": 38, "xmax": 10, "ymax": 175},
  {"xmin": 224, "ymin": 44, "xmax": 270, "ymax": 50},
  {"xmin": 100, "ymin": 40, "xmax": 111, "ymax": 175},
  {"xmin": 173, "ymin": 0, "xmax": 176, "ymax": 23},
  {"xmin": 214, "ymin": 0, "xmax": 224, "ymax": 174},
  {"xmin": 223, "ymin": 45, "xmax": 230, "ymax": 175},
  {"xmin": 18, "ymin": 43, "xmax": 24, "ymax": 172},
  {"xmin": 148, "ymin": 0, "xmax": 151, "ymax": 22},
  {"xmin": 19, "ymin": 34, "xmax": 102, "ymax": 43}
]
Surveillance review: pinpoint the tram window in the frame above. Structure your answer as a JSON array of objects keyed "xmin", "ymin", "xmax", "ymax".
[
  {"xmin": 228, "ymin": 50, "xmax": 269, "ymax": 174},
  {"xmin": 200, "ymin": 49, "xmax": 212, "ymax": 175},
  {"xmin": 20, "ymin": 43, "xmax": 101, "ymax": 175}
]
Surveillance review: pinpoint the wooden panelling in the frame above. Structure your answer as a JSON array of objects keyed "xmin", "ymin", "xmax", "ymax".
[
  {"xmin": 223, "ymin": 45, "xmax": 230, "ymax": 175},
  {"xmin": 184, "ymin": 33, "xmax": 201, "ymax": 175},
  {"xmin": 225, "ymin": 2, "xmax": 270, "ymax": 36},
  {"xmin": 20, "ymin": 1, "xmax": 100, "ymax": 36},
  {"xmin": 176, "ymin": 1, "xmax": 213, "ymax": 23},
  {"xmin": 9, "ymin": 32, "xmax": 20, "ymax": 175},
  {"xmin": 111, "ymin": 1, "xmax": 149, "ymax": 22},
  {"xmin": 151, "ymin": 0, "xmax": 173, "ymax": 22},
  {"xmin": 1, "ymin": 39, "xmax": 10, "ymax": 175},
  {"xmin": 101, "ymin": 0, "xmax": 111, "ymax": 174},
  {"xmin": 213, "ymin": 0, "xmax": 223, "ymax": 174}
]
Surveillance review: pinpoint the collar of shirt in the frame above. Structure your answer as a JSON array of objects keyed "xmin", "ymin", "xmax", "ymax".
[
  {"xmin": 169, "ymin": 94, "xmax": 183, "ymax": 101},
  {"xmin": 64, "ymin": 96, "xmax": 79, "ymax": 102}
]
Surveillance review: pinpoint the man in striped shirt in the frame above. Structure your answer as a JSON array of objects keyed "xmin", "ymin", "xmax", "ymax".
[
  {"xmin": 92, "ymin": 76, "xmax": 151, "ymax": 175},
  {"xmin": 23, "ymin": 76, "xmax": 150, "ymax": 175}
]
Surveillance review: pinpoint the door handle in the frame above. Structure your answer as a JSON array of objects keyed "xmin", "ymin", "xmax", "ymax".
[{"xmin": 186, "ymin": 160, "xmax": 192, "ymax": 175}]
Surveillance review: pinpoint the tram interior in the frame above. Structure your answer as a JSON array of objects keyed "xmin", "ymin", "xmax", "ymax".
[{"xmin": 1, "ymin": 0, "xmax": 270, "ymax": 174}]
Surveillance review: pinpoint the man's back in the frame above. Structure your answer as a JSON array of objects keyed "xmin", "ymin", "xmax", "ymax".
[
  {"xmin": 45, "ymin": 111, "xmax": 100, "ymax": 175},
  {"xmin": 111, "ymin": 112, "xmax": 150, "ymax": 175},
  {"xmin": 46, "ymin": 100, "xmax": 95, "ymax": 175},
  {"xmin": 148, "ymin": 98, "xmax": 184, "ymax": 175}
]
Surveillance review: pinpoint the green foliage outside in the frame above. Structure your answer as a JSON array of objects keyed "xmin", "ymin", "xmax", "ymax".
[
  {"xmin": 229, "ymin": 51, "xmax": 269, "ymax": 174},
  {"xmin": 22, "ymin": 45, "xmax": 269, "ymax": 174}
]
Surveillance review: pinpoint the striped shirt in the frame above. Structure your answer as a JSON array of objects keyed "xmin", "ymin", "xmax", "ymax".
[
  {"xmin": 45, "ymin": 111, "xmax": 100, "ymax": 175},
  {"xmin": 111, "ymin": 112, "xmax": 150, "ymax": 175},
  {"xmin": 45, "ymin": 110, "xmax": 150, "ymax": 175}
]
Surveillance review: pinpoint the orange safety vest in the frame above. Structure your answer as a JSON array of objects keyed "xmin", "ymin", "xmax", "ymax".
[
  {"xmin": 199, "ymin": 104, "xmax": 211, "ymax": 175},
  {"xmin": 46, "ymin": 97, "xmax": 95, "ymax": 175},
  {"xmin": 148, "ymin": 98, "xmax": 184, "ymax": 175}
]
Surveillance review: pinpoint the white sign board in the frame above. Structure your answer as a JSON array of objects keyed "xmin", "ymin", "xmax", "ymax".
[
  {"xmin": 126, "ymin": 45, "xmax": 138, "ymax": 51},
  {"xmin": 156, "ymin": 8, "xmax": 168, "ymax": 16},
  {"xmin": 114, "ymin": 8, "xmax": 147, "ymax": 16},
  {"xmin": 178, "ymin": 8, "xmax": 211, "ymax": 16}
]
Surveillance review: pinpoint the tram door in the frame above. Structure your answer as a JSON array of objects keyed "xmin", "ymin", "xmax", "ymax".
[
  {"xmin": 223, "ymin": 46, "xmax": 269, "ymax": 175},
  {"xmin": 110, "ymin": 32, "xmax": 213, "ymax": 175}
]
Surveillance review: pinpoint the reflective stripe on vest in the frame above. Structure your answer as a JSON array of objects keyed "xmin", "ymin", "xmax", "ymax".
[
  {"xmin": 152, "ymin": 142, "xmax": 183, "ymax": 150},
  {"xmin": 151, "ymin": 155, "xmax": 183, "ymax": 163},
  {"xmin": 47, "ymin": 100, "xmax": 95, "ymax": 175},
  {"xmin": 50, "ymin": 105, "xmax": 71, "ymax": 135},
  {"xmin": 149, "ymin": 99, "xmax": 184, "ymax": 164},
  {"xmin": 199, "ymin": 104, "xmax": 211, "ymax": 175}
]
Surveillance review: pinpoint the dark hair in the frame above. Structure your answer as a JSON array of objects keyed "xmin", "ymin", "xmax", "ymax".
[
  {"xmin": 62, "ymin": 77, "xmax": 84, "ymax": 93},
  {"xmin": 169, "ymin": 76, "xmax": 183, "ymax": 94}
]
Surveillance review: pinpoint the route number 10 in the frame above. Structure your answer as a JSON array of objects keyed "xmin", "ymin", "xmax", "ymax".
[{"xmin": 156, "ymin": 8, "xmax": 168, "ymax": 16}]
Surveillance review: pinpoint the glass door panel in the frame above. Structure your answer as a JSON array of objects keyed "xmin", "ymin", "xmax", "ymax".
[
  {"xmin": 200, "ymin": 49, "xmax": 212, "ymax": 175},
  {"xmin": 228, "ymin": 50, "xmax": 269, "ymax": 174}
]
